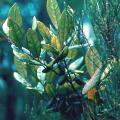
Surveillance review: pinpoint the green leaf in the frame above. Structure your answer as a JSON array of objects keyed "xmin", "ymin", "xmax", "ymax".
[
  {"xmin": 68, "ymin": 45, "xmax": 88, "ymax": 59},
  {"xmin": 58, "ymin": 6, "xmax": 74, "ymax": 48},
  {"xmin": 47, "ymin": 0, "xmax": 61, "ymax": 28},
  {"xmin": 85, "ymin": 46, "xmax": 102, "ymax": 76},
  {"xmin": 27, "ymin": 28, "xmax": 41, "ymax": 58},
  {"xmin": 45, "ymin": 83, "xmax": 56, "ymax": 97},
  {"xmin": 4, "ymin": 3, "xmax": 25, "ymax": 48},
  {"xmin": 42, "ymin": 44, "xmax": 58, "ymax": 56},
  {"xmin": 14, "ymin": 57, "xmax": 28, "ymax": 79},
  {"xmin": 14, "ymin": 72, "xmax": 44, "ymax": 93},
  {"xmin": 45, "ymin": 71, "xmax": 56, "ymax": 84},
  {"xmin": 8, "ymin": 18, "xmax": 24, "ymax": 48},
  {"xmin": 14, "ymin": 57, "xmax": 39, "ymax": 87},
  {"xmin": 12, "ymin": 44, "xmax": 41, "ymax": 65},
  {"xmin": 37, "ymin": 21, "xmax": 51, "ymax": 43},
  {"xmin": 8, "ymin": 3, "xmax": 22, "ymax": 27}
]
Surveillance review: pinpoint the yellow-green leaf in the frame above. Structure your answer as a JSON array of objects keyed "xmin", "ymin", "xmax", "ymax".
[
  {"xmin": 37, "ymin": 21, "xmax": 51, "ymax": 43},
  {"xmin": 51, "ymin": 35, "xmax": 61, "ymax": 50}
]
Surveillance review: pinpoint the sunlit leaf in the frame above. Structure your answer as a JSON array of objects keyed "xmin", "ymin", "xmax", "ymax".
[
  {"xmin": 68, "ymin": 57, "xmax": 84, "ymax": 72},
  {"xmin": 34, "ymin": 82, "xmax": 44, "ymax": 94},
  {"xmin": 13, "ymin": 72, "xmax": 32, "ymax": 88},
  {"xmin": 2, "ymin": 18, "xmax": 9, "ymax": 36},
  {"xmin": 47, "ymin": 0, "xmax": 61, "ymax": 28},
  {"xmin": 37, "ymin": 66, "xmax": 46, "ymax": 84},
  {"xmin": 27, "ymin": 28, "xmax": 41, "ymax": 58},
  {"xmin": 32, "ymin": 16, "xmax": 37, "ymax": 30},
  {"xmin": 12, "ymin": 44, "xmax": 31, "ymax": 60}
]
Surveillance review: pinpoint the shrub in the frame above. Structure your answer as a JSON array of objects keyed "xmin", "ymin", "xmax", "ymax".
[{"xmin": 2, "ymin": 0, "xmax": 120, "ymax": 119}]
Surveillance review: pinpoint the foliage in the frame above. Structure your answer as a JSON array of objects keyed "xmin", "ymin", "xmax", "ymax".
[{"xmin": 2, "ymin": 0, "xmax": 120, "ymax": 120}]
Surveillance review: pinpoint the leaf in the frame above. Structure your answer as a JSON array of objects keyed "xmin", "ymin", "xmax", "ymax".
[
  {"xmin": 32, "ymin": 16, "xmax": 37, "ymax": 30},
  {"xmin": 68, "ymin": 57, "xmax": 84, "ymax": 72},
  {"xmin": 58, "ymin": 6, "xmax": 74, "ymax": 48},
  {"xmin": 85, "ymin": 46, "xmax": 102, "ymax": 76},
  {"xmin": 12, "ymin": 44, "xmax": 31, "ymax": 60},
  {"xmin": 8, "ymin": 18, "xmax": 25, "ymax": 48},
  {"xmin": 14, "ymin": 57, "xmax": 28, "ymax": 79},
  {"xmin": 82, "ymin": 68, "xmax": 103, "ymax": 94},
  {"xmin": 100, "ymin": 64, "xmax": 111, "ymax": 80},
  {"xmin": 13, "ymin": 72, "xmax": 33, "ymax": 88},
  {"xmin": 27, "ymin": 28, "xmax": 41, "ymax": 58},
  {"xmin": 12, "ymin": 45, "xmax": 41, "ymax": 65},
  {"xmin": 51, "ymin": 35, "xmax": 61, "ymax": 50},
  {"xmin": 47, "ymin": 0, "xmax": 61, "ymax": 28},
  {"xmin": 5, "ymin": 3, "xmax": 25, "ymax": 48},
  {"xmin": 45, "ymin": 71, "xmax": 56, "ymax": 84},
  {"xmin": 14, "ymin": 57, "xmax": 39, "ymax": 87},
  {"xmin": 42, "ymin": 44, "xmax": 59, "ymax": 56},
  {"xmin": 37, "ymin": 21, "xmax": 51, "ymax": 43},
  {"xmin": 55, "ymin": 46, "xmax": 69, "ymax": 62},
  {"xmin": 68, "ymin": 44, "xmax": 88, "ymax": 59},
  {"xmin": 26, "ymin": 64, "xmax": 39, "ymax": 86},
  {"xmin": 14, "ymin": 72, "xmax": 44, "ymax": 93},
  {"xmin": 8, "ymin": 3, "xmax": 22, "ymax": 27},
  {"xmin": 35, "ymin": 82, "xmax": 44, "ymax": 94},
  {"xmin": 2, "ymin": 18, "xmax": 10, "ymax": 36},
  {"xmin": 83, "ymin": 16, "xmax": 96, "ymax": 45},
  {"xmin": 57, "ymin": 74, "xmax": 67, "ymax": 85},
  {"xmin": 37, "ymin": 66, "xmax": 46, "ymax": 84},
  {"xmin": 45, "ymin": 84, "xmax": 56, "ymax": 97}
]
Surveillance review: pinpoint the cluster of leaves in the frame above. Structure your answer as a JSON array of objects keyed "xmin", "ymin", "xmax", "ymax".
[{"xmin": 2, "ymin": 0, "xmax": 120, "ymax": 120}]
